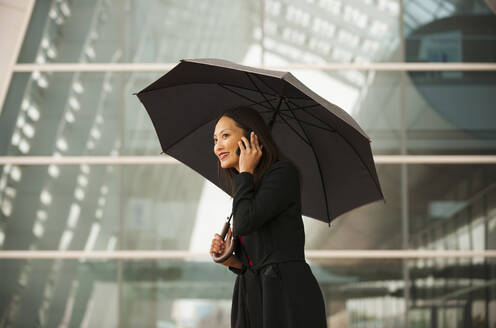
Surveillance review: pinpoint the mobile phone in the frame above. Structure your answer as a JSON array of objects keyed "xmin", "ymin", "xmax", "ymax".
[{"xmin": 236, "ymin": 128, "xmax": 253, "ymax": 156}]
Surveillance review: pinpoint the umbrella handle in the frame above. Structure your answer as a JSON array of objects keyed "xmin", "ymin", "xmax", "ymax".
[{"xmin": 212, "ymin": 220, "xmax": 237, "ymax": 263}]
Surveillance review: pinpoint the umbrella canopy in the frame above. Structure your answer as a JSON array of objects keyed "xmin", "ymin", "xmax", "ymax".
[{"xmin": 136, "ymin": 58, "xmax": 385, "ymax": 226}]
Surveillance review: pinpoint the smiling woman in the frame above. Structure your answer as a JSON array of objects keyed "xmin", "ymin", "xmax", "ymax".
[
  {"xmin": 213, "ymin": 126, "xmax": 238, "ymax": 167},
  {"xmin": 209, "ymin": 106, "xmax": 327, "ymax": 328},
  {"xmin": 212, "ymin": 105, "xmax": 288, "ymax": 196}
]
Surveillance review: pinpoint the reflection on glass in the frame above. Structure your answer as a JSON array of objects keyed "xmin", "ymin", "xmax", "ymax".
[
  {"xmin": 0, "ymin": 259, "xmax": 118, "ymax": 327},
  {"xmin": 0, "ymin": 164, "xmax": 121, "ymax": 252},
  {"xmin": 0, "ymin": 162, "xmax": 396, "ymax": 254},
  {"xmin": 0, "ymin": 254, "xmax": 494, "ymax": 325},
  {"xmin": 263, "ymin": 0, "xmax": 400, "ymax": 65},
  {"xmin": 17, "ymin": 0, "xmax": 261, "ymax": 64},
  {"xmin": 405, "ymin": 0, "xmax": 496, "ymax": 63},
  {"xmin": 406, "ymin": 71, "xmax": 496, "ymax": 154},
  {"xmin": 409, "ymin": 164, "xmax": 496, "ymax": 250}
]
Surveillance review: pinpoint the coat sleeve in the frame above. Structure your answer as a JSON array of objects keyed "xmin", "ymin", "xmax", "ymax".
[
  {"xmin": 232, "ymin": 160, "xmax": 297, "ymax": 236},
  {"xmin": 227, "ymin": 246, "xmax": 246, "ymax": 275},
  {"xmin": 228, "ymin": 264, "xmax": 247, "ymax": 275}
]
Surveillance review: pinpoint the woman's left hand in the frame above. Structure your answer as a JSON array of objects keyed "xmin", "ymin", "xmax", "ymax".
[{"xmin": 238, "ymin": 131, "xmax": 263, "ymax": 174}]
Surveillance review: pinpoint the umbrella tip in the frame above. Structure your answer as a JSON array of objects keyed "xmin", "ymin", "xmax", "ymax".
[{"xmin": 132, "ymin": 92, "xmax": 138, "ymax": 95}]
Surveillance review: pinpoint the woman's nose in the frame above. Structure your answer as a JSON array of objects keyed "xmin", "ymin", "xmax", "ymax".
[{"xmin": 214, "ymin": 142, "xmax": 225, "ymax": 152}]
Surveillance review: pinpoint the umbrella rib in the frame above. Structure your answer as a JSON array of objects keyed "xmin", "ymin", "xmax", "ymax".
[
  {"xmin": 284, "ymin": 98, "xmax": 344, "ymax": 134},
  {"xmin": 260, "ymin": 97, "xmax": 338, "ymax": 134},
  {"xmin": 272, "ymin": 100, "xmax": 312, "ymax": 147},
  {"xmin": 286, "ymin": 98, "xmax": 385, "ymax": 204},
  {"xmin": 218, "ymin": 82, "xmax": 323, "ymax": 137},
  {"xmin": 244, "ymin": 73, "xmax": 288, "ymax": 131},
  {"xmin": 237, "ymin": 73, "xmax": 379, "ymax": 209},
  {"xmin": 245, "ymin": 73, "xmax": 278, "ymax": 114},
  {"xmin": 269, "ymin": 96, "xmax": 284, "ymax": 128},
  {"xmin": 219, "ymin": 81, "xmax": 280, "ymax": 98},
  {"xmin": 260, "ymin": 108, "xmax": 337, "ymax": 133},
  {"xmin": 270, "ymin": 111, "xmax": 338, "ymax": 134},
  {"xmin": 250, "ymin": 72, "xmax": 280, "ymax": 96},
  {"xmin": 218, "ymin": 83, "xmax": 275, "ymax": 110},
  {"xmin": 244, "ymin": 73, "xmax": 313, "ymax": 147},
  {"xmin": 283, "ymin": 98, "xmax": 332, "ymax": 226},
  {"xmin": 258, "ymin": 102, "xmax": 321, "ymax": 115},
  {"xmin": 283, "ymin": 103, "xmax": 322, "ymax": 111},
  {"xmin": 251, "ymin": 73, "xmax": 310, "ymax": 101}
]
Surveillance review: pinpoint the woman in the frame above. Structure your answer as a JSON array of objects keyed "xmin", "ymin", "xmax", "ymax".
[{"xmin": 209, "ymin": 105, "xmax": 328, "ymax": 328}]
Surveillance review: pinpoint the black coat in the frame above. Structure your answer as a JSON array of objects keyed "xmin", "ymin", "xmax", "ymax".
[{"xmin": 228, "ymin": 159, "xmax": 327, "ymax": 328}]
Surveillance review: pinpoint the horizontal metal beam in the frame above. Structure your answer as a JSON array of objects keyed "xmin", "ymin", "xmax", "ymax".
[
  {"xmin": 1, "ymin": 155, "xmax": 496, "ymax": 165},
  {"xmin": 12, "ymin": 62, "xmax": 496, "ymax": 72},
  {"xmin": 0, "ymin": 156, "xmax": 177, "ymax": 165},
  {"xmin": 0, "ymin": 250, "xmax": 494, "ymax": 259},
  {"xmin": 374, "ymin": 155, "xmax": 496, "ymax": 164}
]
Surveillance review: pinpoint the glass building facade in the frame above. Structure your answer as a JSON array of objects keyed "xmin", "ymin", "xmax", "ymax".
[{"xmin": 0, "ymin": 0, "xmax": 495, "ymax": 327}]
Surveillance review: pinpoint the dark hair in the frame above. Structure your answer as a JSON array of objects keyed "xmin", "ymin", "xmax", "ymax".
[{"xmin": 214, "ymin": 105, "xmax": 289, "ymax": 196}]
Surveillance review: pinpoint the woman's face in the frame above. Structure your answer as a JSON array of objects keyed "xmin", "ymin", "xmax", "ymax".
[{"xmin": 213, "ymin": 116, "xmax": 244, "ymax": 171}]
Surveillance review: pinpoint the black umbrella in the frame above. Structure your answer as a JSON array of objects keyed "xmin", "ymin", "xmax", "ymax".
[{"xmin": 135, "ymin": 58, "xmax": 385, "ymax": 227}]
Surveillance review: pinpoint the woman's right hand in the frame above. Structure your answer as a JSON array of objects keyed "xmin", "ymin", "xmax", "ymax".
[
  {"xmin": 210, "ymin": 233, "xmax": 226, "ymax": 258},
  {"xmin": 210, "ymin": 230, "xmax": 243, "ymax": 269}
]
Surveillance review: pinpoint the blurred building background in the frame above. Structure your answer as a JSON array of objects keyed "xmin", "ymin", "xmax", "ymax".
[{"xmin": 0, "ymin": 0, "xmax": 495, "ymax": 327}]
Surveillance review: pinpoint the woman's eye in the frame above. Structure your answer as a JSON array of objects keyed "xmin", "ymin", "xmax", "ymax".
[{"xmin": 213, "ymin": 134, "xmax": 229, "ymax": 143}]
